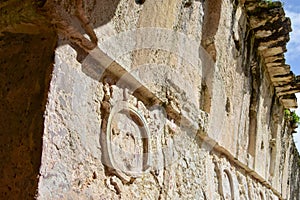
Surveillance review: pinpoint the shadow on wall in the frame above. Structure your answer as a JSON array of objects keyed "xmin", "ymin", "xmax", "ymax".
[
  {"xmin": 0, "ymin": 0, "xmax": 122, "ymax": 198},
  {"xmin": 201, "ymin": 0, "xmax": 222, "ymax": 62},
  {"xmin": 0, "ymin": 31, "xmax": 57, "ymax": 199}
]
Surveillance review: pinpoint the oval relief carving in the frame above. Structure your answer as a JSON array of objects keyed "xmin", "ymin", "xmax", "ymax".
[
  {"xmin": 222, "ymin": 170, "xmax": 233, "ymax": 200},
  {"xmin": 106, "ymin": 102, "xmax": 151, "ymax": 180}
]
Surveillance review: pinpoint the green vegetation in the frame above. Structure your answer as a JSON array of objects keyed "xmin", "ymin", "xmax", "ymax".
[
  {"xmin": 264, "ymin": 0, "xmax": 283, "ymax": 8},
  {"xmin": 284, "ymin": 109, "xmax": 300, "ymax": 126}
]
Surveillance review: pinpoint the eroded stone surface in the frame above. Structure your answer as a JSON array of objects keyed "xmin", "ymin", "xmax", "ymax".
[
  {"xmin": 246, "ymin": 0, "xmax": 300, "ymax": 108},
  {"xmin": 1, "ymin": 0, "xmax": 300, "ymax": 199}
]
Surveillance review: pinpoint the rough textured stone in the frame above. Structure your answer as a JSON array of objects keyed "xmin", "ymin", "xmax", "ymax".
[
  {"xmin": 246, "ymin": 0, "xmax": 299, "ymax": 108},
  {"xmin": 1, "ymin": 0, "xmax": 300, "ymax": 199}
]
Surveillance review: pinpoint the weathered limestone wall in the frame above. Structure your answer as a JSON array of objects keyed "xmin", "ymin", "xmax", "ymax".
[
  {"xmin": 36, "ymin": 0, "xmax": 300, "ymax": 199},
  {"xmin": 1, "ymin": 0, "xmax": 300, "ymax": 199}
]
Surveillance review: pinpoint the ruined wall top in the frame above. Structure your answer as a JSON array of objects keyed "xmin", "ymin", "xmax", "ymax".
[
  {"xmin": 1, "ymin": 0, "xmax": 299, "ymax": 108},
  {"xmin": 245, "ymin": 0, "xmax": 300, "ymax": 108}
]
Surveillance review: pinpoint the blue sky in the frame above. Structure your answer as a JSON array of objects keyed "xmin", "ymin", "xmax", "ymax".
[
  {"xmin": 284, "ymin": 0, "xmax": 300, "ymax": 74},
  {"xmin": 282, "ymin": 0, "xmax": 300, "ymax": 151}
]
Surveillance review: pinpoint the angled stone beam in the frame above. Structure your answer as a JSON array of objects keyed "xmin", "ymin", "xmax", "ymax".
[{"xmin": 82, "ymin": 47, "xmax": 207, "ymax": 133}]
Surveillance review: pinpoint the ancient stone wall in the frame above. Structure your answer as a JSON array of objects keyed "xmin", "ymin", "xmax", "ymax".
[{"xmin": 1, "ymin": 0, "xmax": 300, "ymax": 199}]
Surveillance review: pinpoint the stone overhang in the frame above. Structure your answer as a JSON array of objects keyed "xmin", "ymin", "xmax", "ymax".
[
  {"xmin": 246, "ymin": 0, "xmax": 300, "ymax": 108},
  {"xmin": 1, "ymin": 0, "xmax": 298, "ymax": 109}
]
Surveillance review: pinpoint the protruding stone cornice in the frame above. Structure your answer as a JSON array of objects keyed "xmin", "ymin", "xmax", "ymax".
[{"xmin": 245, "ymin": 0, "xmax": 299, "ymax": 108}]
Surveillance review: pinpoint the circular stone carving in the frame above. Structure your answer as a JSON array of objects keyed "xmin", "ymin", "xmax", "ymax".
[{"xmin": 106, "ymin": 101, "xmax": 151, "ymax": 180}]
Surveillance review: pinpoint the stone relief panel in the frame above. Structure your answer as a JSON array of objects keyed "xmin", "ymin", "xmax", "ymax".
[
  {"xmin": 222, "ymin": 169, "xmax": 234, "ymax": 199},
  {"xmin": 213, "ymin": 156, "xmax": 281, "ymax": 200},
  {"xmin": 105, "ymin": 101, "xmax": 151, "ymax": 181},
  {"xmin": 213, "ymin": 156, "xmax": 245, "ymax": 200},
  {"xmin": 97, "ymin": 84, "xmax": 217, "ymax": 199},
  {"xmin": 211, "ymin": 153, "xmax": 284, "ymax": 200},
  {"xmin": 98, "ymin": 85, "xmax": 167, "ymax": 198}
]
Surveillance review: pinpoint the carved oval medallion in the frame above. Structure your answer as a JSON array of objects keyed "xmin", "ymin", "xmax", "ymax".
[{"xmin": 106, "ymin": 102, "xmax": 151, "ymax": 180}]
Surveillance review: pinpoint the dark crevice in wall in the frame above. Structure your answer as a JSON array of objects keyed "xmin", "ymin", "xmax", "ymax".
[
  {"xmin": 225, "ymin": 97, "xmax": 231, "ymax": 115},
  {"xmin": 248, "ymin": 58, "xmax": 261, "ymax": 157},
  {"xmin": 230, "ymin": 0, "xmax": 239, "ymax": 49},
  {"xmin": 241, "ymin": 29, "xmax": 252, "ymax": 78},
  {"xmin": 268, "ymin": 94, "xmax": 280, "ymax": 177},
  {"xmin": 0, "ymin": 31, "xmax": 57, "ymax": 199},
  {"xmin": 200, "ymin": 82, "xmax": 211, "ymax": 113},
  {"xmin": 201, "ymin": 0, "xmax": 222, "ymax": 61}
]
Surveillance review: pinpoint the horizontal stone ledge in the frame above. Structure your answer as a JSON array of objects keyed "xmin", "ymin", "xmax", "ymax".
[
  {"xmin": 281, "ymin": 93, "xmax": 297, "ymax": 99},
  {"xmin": 255, "ymin": 30, "xmax": 273, "ymax": 38},
  {"xmin": 252, "ymin": 17, "xmax": 291, "ymax": 32},
  {"xmin": 257, "ymin": 36, "xmax": 287, "ymax": 51},
  {"xmin": 272, "ymin": 71, "xmax": 294, "ymax": 78},
  {"xmin": 277, "ymin": 89, "xmax": 300, "ymax": 97},
  {"xmin": 264, "ymin": 55, "xmax": 285, "ymax": 63},
  {"xmin": 249, "ymin": 18, "xmax": 269, "ymax": 30},
  {"xmin": 268, "ymin": 65, "xmax": 293, "ymax": 77},
  {"xmin": 274, "ymin": 81, "xmax": 290, "ymax": 89},
  {"xmin": 271, "ymin": 79, "xmax": 293, "ymax": 86},
  {"xmin": 280, "ymin": 95, "xmax": 298, "ymax": 109},
  {"xmin": 269, "ymin": 74, "xmax": 292, "ymax": 82},
  {"xmin": 255, "ymin": 27, "xmax": 291, "ymax": 43},
  {"xmin": 273, "ymin": 82, "xmax": 294, "ymax": 87},
  {"xmin": 266, "ymin": 39, "xmax": 289, "ymax": 50},
  {"xmin": 246, "ymin": 1, "xmax": 283, "ymax": 15},
  {"xmin": 261, "ymin": 46, "xmax": 286, "ymax": 57},
  {"xmin": 281, "ymin": 100, "xmax": 298, "ymax": 107},
  {"xmin": 249, "ymin": 15, "xmax": 281, "ymax": 29},
  {"xmin": 275, "ymin": 85, "xmax": 296, "ymax": 93},
  {"xmin": 266, "ymin": 61, "xmax": 284, "ymax": 68}
]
